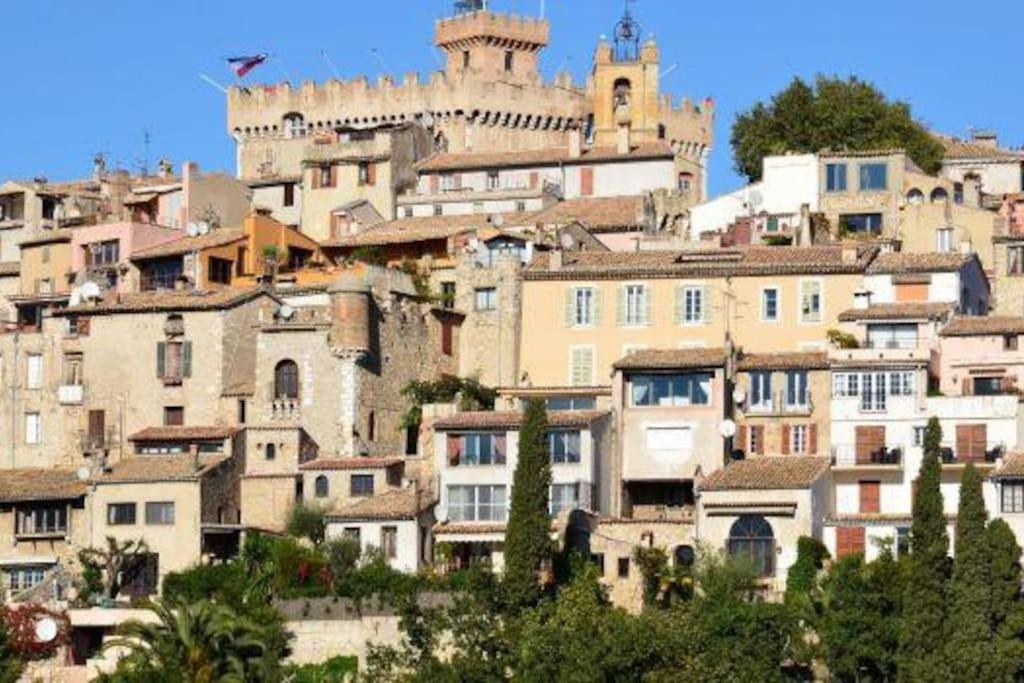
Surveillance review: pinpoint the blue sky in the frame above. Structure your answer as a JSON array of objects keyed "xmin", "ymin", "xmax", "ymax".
[{"xmin": 1, "ymin": 0, "xmax": 1020, "ymax": 195}]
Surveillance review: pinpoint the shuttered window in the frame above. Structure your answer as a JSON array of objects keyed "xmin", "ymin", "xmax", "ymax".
[
  {"xmin": 618, "ymin": 284, "xmax": 651, "ymax": 326},
  {"xmin": 565, "ymin": 287, "xmax": 599, "ymax": 327},
  {"xmin": 569, "ymin": 347, "xmax": 594, "ymax": 386},
  {"xmin": 836, "ymin": 527, "xmax": 865, "ymax": 559},
  {"xmin": 955, "ymin": 424, "xmax": 987, "ymax": 462},
  {"xmin": 676, "ymin": 285, "xmax": 708, "ymax": 324},
  {"xmin": 859, "ymin": 481, "xmax": 881, "ymax": 513},
  {"xmin": 855, "ymin": 426, "xmax": 886, "ymax": 464}
]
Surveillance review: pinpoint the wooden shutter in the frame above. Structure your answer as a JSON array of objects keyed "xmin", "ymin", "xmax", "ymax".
[
  {"xmin": 957, "ymin": 424, "xmax": 987, "ymax": 461},
  {"xmin": 447, "ymin": 435, "xmax": 461, "ymax": 466},
  {"xmin": 859, "ymin": 481, "xmax": 881, "ymax": 513},
  {"xmin": 616, "ymin": 285, "xmax": 627, "ymax": 326},
  {"xmin": 311, "ymin": 166, "xmax": 320, "ymax": 190},
  {"xmin": 329, "ymin": 164, "xmax": 337, "ymax": 188},
  {"xmin": 494, "ymin": 434, "xmax": 507, "ymax": 464},
  {"xmin": 581, "ymin": 167, "xmax": 594, "ymax": 196},
  {"xmin": 441, "ymin": 321, "xmax": 453, "ymax": 356},
  {"xmin": 737, "ymin": 425, "xmax": 748, "ymax": 454},
  {"xmin": 754, "ymin": 426, "xmax": 765, "ymax": 455},
  {"xmin": 808, "ymin": 424, "xmax": 818, "ymax": 454},
  {"xmin": 592, "ymin": 289, "xmax": 602, "ymax": 325},
  {"xmin": 855, "ymin": 426, "xmax": 886, "ymax": 464},
  {"xmin": 156, "ymin": 342, "xmax": 166, "ymax": 378},
  {"xmin": 182, "ymin": 341, "xmax": 193, "ymax": 377},
  {"xmin": 674, "ymin": 285, "xmax": 685, "ymax": 324},
  {"xmin": 701, "ymin": 285, "xmax": 712, "ymax": 322},
  {"xmin": 781, "ymin": 424, "xmax": 790, "ymax": 455},
  {"xmin": 367, "ymin": 163, "xmax": 377, "ymax": 186},
  {"xmin": 836, "ymin": 527, "xmax": 866, "ymax": 559},
  {"xmin": 78, "ymin": 317, "xmax": 91, "ymax": 336},
  {"xmin": 88, "ymin": 410, "xmax": 105, "ymax": 446}
]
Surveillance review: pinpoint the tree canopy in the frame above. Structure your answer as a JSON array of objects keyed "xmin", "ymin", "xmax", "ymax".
[{"xmin": 730, "ymin": 75, "xmax": 946, "ymax": 181}]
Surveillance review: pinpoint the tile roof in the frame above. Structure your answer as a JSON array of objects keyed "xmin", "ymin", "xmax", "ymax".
[
  {"xmin": 530, "ymin": 196, "xmax": 646, "ymax": 232},
  {"xmin": 524, "ymin": 245, "xmax": 877, "ymax": 280},
  {"xmin": 701, "ymin": 456, "xmax": 831, "ymax": 491},
  {"xmin": 321, "ymin": 212, "xmax": 536, "ymax": 248},
  {"xmin": 327, "ymin": 487, "xmax": 431, "ymax": 521},
  {"xmin": 0, "ymin": 261, "xmax": 19, "ymax": 277},
  {"xmin": 940, "ymin": 137, "xmax": 1024, "ymax": 161},
  {"xmin": 129, "ymin": 425, "xmax": 240, "ymax": 442},
  {"xmin": 130, "ymin": 228, "xmax": 245, "ymax": 260},
  {"xmin": 865, "ymin": 252, "xmax": 972, "ymax": 275},
  {"xmin": 97, "ymin": 454, "xmax": 231, "ymax": 484},
  {"xmin": 0, "ymin": 469, "xmax": 87, "ymax": 503},
  {"xmin": 838, "ymin": 302, "xmax": 954, "ymax": 322},
  {"xmin": 940, "ymin": 315, "xmax": 1024, "ymax": 337},
  {"xmin": 18, "ymin": 229, "xmax": 72, "ymax": 247},
  {"xmin": 612, "ymin": 348, "xmax": 727, "ymax": 371},
  {"xmin": 736, "ymin": 351, "xmax": 828, "ymax": 371},
  {"xmin": 415, "ymin": 143, "xmax": 674, "ymax": 172},
  {"xmin": 57, "ymin": 286, "xmax": 273, "ymax": 316},
  {"xmin": 433, "ymin": 409, "xmax": 609, "ymax": 431},
  {"xmin": 993, "ymin": 453, "xmax": 1024, "ymax": 478},
  {"xmin": 299, "ymin": 457, "xmax": 403, "ymax": 471}
]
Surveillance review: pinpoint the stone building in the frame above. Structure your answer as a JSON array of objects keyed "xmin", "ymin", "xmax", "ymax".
[{"xmin": 938, "ymin": 131, "xmax": 1024, "ymax": 197}]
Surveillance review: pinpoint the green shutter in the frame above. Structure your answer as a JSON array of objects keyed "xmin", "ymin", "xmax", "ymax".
[
  {"xmin": 156, "ymin": 342, "xmax": 166, "ymax": 378},
  {"xmin": 592, "ymin": 289, "xmax": 602, "ymax": 325},
  {"xmin": 674, "ymin": 285, "xmax": 685, "ymax": 324},
  {"xmin": 702, "ymin": 285, "xmax": 712, "ymax": 323},
  {"xmin": 616, "ymin": 286, "xmax": 626, "ymax": 326},
  {"xmin": 564, "ymin": 287, "xmax": 575, "ymax": 327},
  {"xmin": 183, "ymin": 341, "xmax": 193, "ymax": 377},
  {"xmin": 642, "ymin": 286, "xmax": 652, "ymax": 326}
]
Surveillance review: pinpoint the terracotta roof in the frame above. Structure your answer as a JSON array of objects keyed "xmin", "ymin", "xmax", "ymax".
[
  {"xmin": 531, "ymin": 196, "xmax": 645, "ymax": 232},
  {"xmin": 131, "ymin": 228, "xmax": 245, "ymax": 260},
  {"xmin": 524, "ymin": 245, "xmax": 877, "ymax": 280},
  {"xmin": 993, "ymin": 453, "xmax": 1024, "ymax": 478},
  {"xmin": 818, "ymin": 148, "xmax": 904, "ymax": 158},
  {"xmin": 838, "ymin": 302, "xmax": 954, "ymax": 322},
  {"xmin": 244, "ymin": 175, "xmax": 302, "ymax": 188},
  {"xmin": 18, "ymin": 229, "xmax": 72, "ymax": 247},
  {"xmin": 327, "ymin": 487, "xmax": 431, "ymax": 521},
  {"xmin": 129, "ymin": 425, "xmax": 240, "ymax": 442},
  {"xmin": 56, "ymin": 286, "xmax": 272, "ymax": 316},
  {"xmin": 415, "ymin": 143, "xmax": 674, "ymax": 172},
  {"xmin": 433, "ymin": 409, "xmax": 609, "ymax": 431},
  {"xmin": 321, "ymin": 212, "xmax": 536, "ymax": 248},
  {"xmin": 98, "ymin": 454, "xmax": 231, "ymax": 484},
  {"xmin": 866, "ymin": 252, "xmax": 972, "ymax": 275},
  {"xmin": 940, "ymin": 138, "xmax": 1023, "ymax": 161},
  {"xmin": 701, "ymin": 456, "xmax": 830, "ymax": 491},
  {"xmin": 0, "ymin": 469, "xmax": 87, "ymax": 503},
  {"xmin": 737, "ymin": 351, "xmax": 828, "ymax": 371},
  {"xmin": 299, "ymin": 457, "xmax": 403, "ymax": 471},
  {"xmin": 0, "ymin": 261, "xmax": 19, "ymax": 277},
  {"xmin": 940, "ymin": 316, "xmax": 1024, "ymax": 337},
  {"xmin": 613, "ymin": 348, "xmax": 726, "ymax": 371}
]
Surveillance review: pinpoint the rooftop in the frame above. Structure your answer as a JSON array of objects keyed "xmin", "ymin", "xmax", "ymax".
[
  {"xmin": 613, "ymin": 347, "xmax": 726, "ymax": 371},
  {"xmin": 838, "ymin": 302, "xmax": 954, "ymax": 322},
  {"xmin": 18, "ymin": 229, "xmax": 73, "ymax": 247},
  {"xmin": 298, "ymin": 457, "xmax": 403, "ymax": 471},
  {"xmin": 701, "ymin": 456, "xmax": 831, "ymax": 491},
  {"xmin": 0, "ymin": 469, "xmax": 87, "ymax": 503},
  {"xmin": 415, "ymin": 143, "xmax": 674, "ymax": 173},
  {"xmin": 130, "ymin": 228, "xmax": 245, "ymax": 261},
  {"xmin": 939, "ymin": 136, "xmax": 1023, "ymax": 161},
  {"xmin": 327, "ymin": 487, "xmax": 431, "ymax": 521},
  {"xmin": 57, "ymin": 286, "xmax": 273, "ymax": 316},
  {"xmin": 736, "ymin": 351, "xmax": 829, "ymax": 371},
  {"xmin": 865, "ymin": 251, "xmax": 973, "ymax": 275},
  {"xmin": 940, "ymin": 315, "xmax": 1024, "ymax": 337},
  {"xmin": 98, "ymin": 454, "xmax": 231, "ymax": 484},
  {"xmin": 530, "ymin": 196, "xmax": 647, "ymax": 232},
  {"xmin": 433, "ymin": 409, "xmax": 609, "ymax": 431},
  {"xmin": 321, "ymin": 211, "xmax": 536, "ymax": 248},
  {"xmin": 993, "ymin": 453, "xmax": 1024, "ymax": 479},
  {"xmin": 129, "ymin": 425, "xmax": 240, "ymax": 442}
]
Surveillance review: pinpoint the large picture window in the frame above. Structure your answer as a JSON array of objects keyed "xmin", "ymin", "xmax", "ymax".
[
  {"xmin": 630, "ymin": 373, "xmax": 712, "ymax": 406},
  {"xmin": 447, "ymin": 485, "xmax": 507, "ymax": 522},
  {"xmin": 727, "ymin": 515, "xmax": 775, "ymax": 576}
]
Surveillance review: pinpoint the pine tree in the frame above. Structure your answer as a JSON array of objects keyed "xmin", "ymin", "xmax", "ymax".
[
  {"xmin": 502, "ymin": 399, "xmax": 553, "ymax": 611},
  {"xmin": 945, "ymin": 464, "xmax": 994, "ymax": 679},
  {"xmin": 987, "ymin": 518, "xmax": 1024, "ymax": 681},
  {"xmin": 899, "ymin": 417, "xmax": 949, "ymax": 682}
]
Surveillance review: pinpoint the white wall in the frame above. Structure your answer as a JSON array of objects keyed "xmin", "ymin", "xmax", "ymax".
[
  {"xmin": 325, "ymin": 519, "xmax": 421, "ymax": 573},
  {"xmin": 943, "ymin": 160, "xmax": 1023, "ymax": 196}
]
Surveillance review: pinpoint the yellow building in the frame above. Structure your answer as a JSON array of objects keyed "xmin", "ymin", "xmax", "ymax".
[{"xmin": 518, "ymin": 245, "xmax": 876, "ymax": 389}]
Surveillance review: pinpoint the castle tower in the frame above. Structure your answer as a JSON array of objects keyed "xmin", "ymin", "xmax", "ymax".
[
  {"xmin": 434, "ymin": 3, "xmax": 550, "ymax": 84},
  {"xmin": 591, "ymin": 8, "xmax": 662, "ymax": 147}
]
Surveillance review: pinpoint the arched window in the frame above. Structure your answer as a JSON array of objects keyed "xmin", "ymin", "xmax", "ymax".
[
  {"xmin": 906, "ymin": 188, "xmax": 924, "ymax": 205},
  {"xmin": 314, "ymin": 475, "xmax": 329, "ymax": 498},
  {"xmin": 274, "ymin": 360, "xmax": 299, "ymax": 399},
  {"xmin": 953, "ymin": 182, "xmax": 964, "ymax": 205},
  {"xmin": 930, "ymin": 187, "xmax": 948, "ymax": 203},
  {"xmin": 266, "ymin": 443, "xmax": 276, "ymax": 461},
  {"xmin": 727, "ymin": 515, "xmax": 775, "ymax": 576},
  {"xmin": 613, "ymin": 78, "xmax": 632, "ymax": 110},
  {"xmin": 282, "ymin": 113, "xmax": 306, "ymax": 139},
  {"xmin": 678, "ymin": 172, "xmax": 694, "ymax": 192}
]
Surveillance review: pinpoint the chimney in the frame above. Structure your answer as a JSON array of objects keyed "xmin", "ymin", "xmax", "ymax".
[
  {"xmin": 92, "ymin": 154, "xmax": 106, "ymax": 183},
  {"xmin": 549, "ymin": 250, "xmax": 563, "ymax": 271},
  {"xmin": 617, "ymin": 124, "xmax": 631, "ymax": 155},
  {"xmin": 970, "ymin": 130, "xmax": 998, "ymax": 150},
  {"xmin": 158, "ymin": 159, "xmax": 174, "ymax": 179},
  {"xmin": 189, "ymin": 443, "xmax": 200, "ymax": 471},
  {"xmin": 568, "ymin": 127, "xmax": 582, "ymax": 159},
  {"xmin": 841, "ymin": 244, "xmax": 858, "ymax": 265},
  {"xmin": 853, "ymin": 289, "xmax": 872, "ymax": 310}
]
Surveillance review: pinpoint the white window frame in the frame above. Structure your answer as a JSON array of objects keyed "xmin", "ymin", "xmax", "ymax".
[
  {"xmin": 936, "ymin": 228, "xmax": 953, "ymax": 253},
  {"xmin": 572, "ymin": 287, "xmax": 595, "ymax": 327},
  {"xmin": 761, "ymin": 286, "xmax": 780, "ymax": 322},
  {"xmin": 799, "ymin": 278, "xmax": 824, "ymax": 324},
  {"xmin": 25, "ymin": 412, "xmax": 40, "ymax": 445},
  {"xmin": 791, "ymin": 424, "xmax": 808, "ymax": 454},
  {"xmin": 474, "ymin": 287, "xmax": 497, "ymax": 311},
  {"xmin": 568, "ymin": 345, "xmax": 596, "ymax": 387},
  {"xmin": 622, "ymin": 282, "xmax": 649, "ymax": 327},
  {"xmin": 749, "ymin": 371, "xmax": 773, "ymax": 411},
  {"xmin": 26, "ymin": 354, "xmax": 42, "ymax": 389},
  {"xmin": 681, "ymin": 285, "xmax": 704, "ymax": 324}
]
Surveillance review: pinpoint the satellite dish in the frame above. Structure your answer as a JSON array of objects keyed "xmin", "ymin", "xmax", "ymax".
[
  {"xmin": 732, "ymin": 387, "xmax": 747, "ymax": 405},
  {"xmin": 34, "ymin": 618, "xmax": 58, "ymax": 644},
  {"xmin": 69, "ymin": 289, "xmax": 82, "ymax": 307},
  {"xmin": 76, "ymin": 466, "xmax": 91, "ymax": 482},
  {"xmin": 748, "ymin": 189, "xmax": 764, "ymax": 208},
  {"xmin": 197, "ymin": 222, "xmax": 211, "ymax": 235},
  {"xmin": 186, "ymin": 222, "xmax": 199, "ymax": 237},
  {"xmin": 560, "ymin": 232, "xmax": 576, "ymax": 250},
  {"xmin": 718, "ymin": 419, "xmax": 737, "ymax": 439},
  {"xmin": 278, "ymin": 305, "xmax": 295, "ymax": 320},
  {"xmin": 80, "ymin": 281, "xmax": 101, "ymax": 300},
  {"xmin": 490, "ymin": 214, "xmax": 504, "ymax": 228}
]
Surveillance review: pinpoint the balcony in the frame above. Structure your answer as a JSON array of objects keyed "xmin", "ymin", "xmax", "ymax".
[
  {"xmin": 271, "ymin": 398, "xmax": 300, "ymax": 421},
  {"xmin": 832, "ymin": 444, "xmax": 904, "ymax": 469},
  {"xmin": 938, "ymin": 442, "xmax": 1005, "ymax": 466},
  {"xmin": 57, "ymin": 384, "xmax": 83, "ymax": 405},
  {"xmin": 744, "ymin": 392, "xmax": 813, "ymax": 417},
  {"xmin": 864, "ymin": 338, "xmax": 920, "ymax": 350}
]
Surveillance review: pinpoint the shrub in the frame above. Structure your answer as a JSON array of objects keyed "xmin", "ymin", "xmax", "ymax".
[
  {"xmin": 162, "ymin": 563, "xmax": 246, "ymax": 608},
  {"xmin": 286, "ymin": 503, "xmax": 327, "ymax": 546},
  {"xmin": 288, "ymin": 655, "xmax": 358, "ymax": 682}
]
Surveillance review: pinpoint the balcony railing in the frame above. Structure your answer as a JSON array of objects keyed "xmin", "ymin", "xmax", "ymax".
[
  {"xmin": 744, "ymin": 392, "xmax": 813, "ymax": 416},
  {"xmin": 938, "ymin": 442, "xmax": 1006, "ymax": 465},
  {"xmin": 832, "ymin": 444, "xmax": 904, "ymax": 467},
  {"xmin": 864, "ymin": 338, "xmax": 920, "ymax": 350},
  {"xmin": 271, "ymin": 398, "xmax": 301, "ymax": 421},
  {"xmin": 57, "ymin": 384, "xmax": 83, "ymax": 405}
]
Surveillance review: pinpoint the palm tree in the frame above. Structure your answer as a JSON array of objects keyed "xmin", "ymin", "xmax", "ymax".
[{"xmin": 100, "ymin": 599, "xmax": 278, "ymax": 682}]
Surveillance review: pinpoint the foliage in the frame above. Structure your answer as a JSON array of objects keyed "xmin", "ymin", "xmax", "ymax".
[
  {"xmin": 286, "ymin": 655, "xmax": 358, "ymax": 682},
  {"xmin": 400, "ymin": 259, "xmax": 435, "ymax": 301},
  {"xmin": 285, "ymin": 503, "xmax": 327, "ymax": 546},
  {"xmin": 730, "ymin": 75, "xmax": 945, "ymax": 181},
  {"xmin": 78, "ymin": 536, "xmax": 149, "ymax": 601},
  {"xmin": 785, "ymin": 535, "xmax": 830, "ymax": 604},
  {"xmin": 399, "ymin": 374, "xmax": 497, "ymax": 429},
  {"xmin": 346, "ymin": 245, "xmax": 386, "ymax": 266},
  {"xmin": 987, "ymin": 519, "xmax": 1024, "ymax": 681},
  {"xmin": 2, "ymin": 604, "xmax": 69, "ymax": 661},
  {"xmin": 269, "ymin": 536, "xmax": 333, "ymax": 599},
  {"xmin": 261, "ymin": 244, "xmax": 285, "ymax": 263},
  {"xmin": 324, "ymin": 537, "xmax": 362, "ymax": 582},
  {"xmin": 826, "ymin": 328, "xmax": 859, "ymax": 350},
  {"xmin": 899, "ymin": 417, "xmax": 950, "ymax": 681},
  {"xmin": 162, "ymin": 562, "xmax": 246, "ymax": 608},
  {"xmin": 634, "ymin": 546, "xmax": 668, "ymax": 607},
  {"xmin": 502, "ymin": 398, "xmax": 553, "ymax": 611},
  {"xmin": 0, "ymin": 616, "xmax": 21, "ymax": 683}
]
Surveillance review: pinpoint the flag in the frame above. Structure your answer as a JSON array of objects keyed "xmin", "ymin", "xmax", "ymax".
[{"xmin": 226, "ymin": 54, "xmax": 268, "ymax": 78}]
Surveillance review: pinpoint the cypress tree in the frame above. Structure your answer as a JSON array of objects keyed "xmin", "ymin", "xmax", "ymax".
[
  {"xmin": 987, "ymin": 518, "xmax": 1024, "ymax": 681},
  {"xmin": 502, "ymin": 399, "xmax": 553, "ymax": 611},
  {"xmin": 945, "ymin": 464, "xmax": 993, "ymax": 679},
  {"xmin": 899, "ymin": 417, "xmax": 949, "ymax": 682}
]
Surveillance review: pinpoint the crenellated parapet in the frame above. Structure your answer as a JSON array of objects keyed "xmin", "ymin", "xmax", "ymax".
[{"xmin": 434, "ymin": 11, "xmax": 549, "ymax": 51}]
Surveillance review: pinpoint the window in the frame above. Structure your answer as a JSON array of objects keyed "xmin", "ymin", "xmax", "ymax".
[
  {"xmin": 265, "ymin": 443, "xmax": 276, "ymax": 460},
  {"xmin": 858, "ymin": 163, "xmax": 888, "ymax": 191},
  {"xmin": 570, "ymin": 287, "xmax": 596, "ymax": 327},
  {"xmin": 358, "ymin": 162, "xmax": 371, "ymax": 186},
  {"xmin": 62, "ymin": 353, "xmax": 83, "ymax": 386},
  {"xmin": 315, "ymin": 475, "xmax": 329, "ymax": 498},
  {"xmin": 936, "ymin": 228, "xmax": 953, "ymax": 253},
  {"xmin": 825, "ymin": 163, "xmax": 847, "ymax": 192},
  {"xmin": 1006, "ymin": 335, "xmax": 1020, "ymax": 351},
  {"xmin": 1009, "ymin": 246, "xmax": 1024, "ymax": 275},
  {"xmin": 107, "ymin": 503, "xmax": 137, "ymax": 525},
  {"xmin": 447, "ymin": 485, "xmax": 507, "ymax": 522},
  {"xmin": 549, "ymin": 431, "xmax": 582, "ymax": 464},
  {"xmin": 896, "ymin": 527, "xmax": 911, "ymax": 556},
  {"xmin": 515, "ymin": 200, "xmax": 527, "ymax": 212},
  {"xmin": 630, "ymin": 373, "xmax": 712, "ymax": 406},
  {"xmin": 16, "ymin": 504, "xmax": 67, "ymax": 536},
  {"xmin": 617, "ymin": 557, "xmax": 630, "ymax": 578},
  {"xmin": 24, "ymin": 413, "xmax": 40, "ymax": 445},
  {"xmin": 860, "ymin": 374, "xmax": 887, "ymax": 412},
  {"xmin": 749, "ymin": 372, "xmax": 772, "ymax": 411},
  {"xmin": 621, "ymin": 284, "xmax": 649, "ymax": 326},
  {"xmin": 800, "ymin": 280, "xmax": 822, "ymax": 323},
  {"xmin": 474, "ymin": 288, "xmax": 497, "ymax": 311},
  {"xmin": 680, "ymin": 286, "xmax": 705, "ymax": 324},
  {"xmin": 550, "ymin": 483, "xmax": 579, "ymax": 516},
  {"xmin": 972, "ymin": 377, "xmax": 1003, "ymax": 396},
  {"xmin": 839, "ymin": 213, "xmax": 883, "ymax": 235},
  {"xmin": 747, "ymin": 425, "xmax": 761, "ymax": 455},
  {"xmin": 85, "ymin": 240, "xmax": 120, "ymax": 267},
  {"xmin": 319, "ymin": 165, "xmax": 333, "ymax": 188},
  {"xmin": 546, "ymin": 397, "xmax": 597, "ymax": 411},
  {"xmin": 867, "ymin": 324, "xmax": 919, "ymax": 350},
  {"xmin": 487, "ymin": 170, "xmax": 500, "ymax": 190},
  {"xmin": 343, "ymin": 527, "xmax": 361, "ymax": 545},
  {"xmin": 907, "ymin": 188, "xmax": 925, "ymax": 204},
  {"xmin": 145, "ymin": 502, "xmax": 175, "ymax": 525},
  {"xmin": 433, "ymin": 204, "xmax": 443, "ymax": 216},
  {"xmin": 459, "ymin": 433, "xmax": 505, "ymax": 466},
  {"xmin": 678, "ymin": 172, "xmax": 694, "ymax": 191},
  {"xmin": 121, "ymin": 554, "xmax": 159, "ymax": 598},
  {"xmin": 570, "ymin": 346, "xmax": 594, "ymax": 386},
  {"xmin": 283, "ymin": 113, "xmax": 306, "ymax": 139},
  {"xmin": 283, "ymin": 183, "xmax": 295, "ymax": 207},
  {"xmin": 157, "ymin": 341, "xmax": 192, "ymax": 382},
  {"xmin": 381, "ymin": 526, "xmax": 398, "ymax": 559},
  {"xmin": 208, "ymin": 257, "xmax": 232, "ymax": 285},
  {"xmin": 930, "ymin": 187, "xmax": 948, "ymax": 203},
  {"xmin": 26, "ymin": 354, "xmax": 42, "ymax": 389},
  {"xmin": 786, "ymin": 371, "xmax": 809, "ymax": 408},
  {"xmin": 761, "ymin": 288, "xmax": 779, "ymax": 321},
  {"xmin": 351, "ymin": 474, "xmax": 375, "ymax": 497},
  {"xmin": 913, "ymin": 426, "xmax": 926, "ymax": 447},
  {"xmin": 462, "ymin": 50, "xmax": 470, "ymax": 68},
  {"xmin": 727, "ymin": 515, "xmax": 775, "ymax": 576},
  {"xmin": 274, "ymin": 360, "xmax": 299, "ymax": 399},
  {"xmin": 1002, "ymin": 482, "xmax": 1024, "ymax": 513},
  {"xmin": 403, "ymin": 206, "xmax": 414, "ymax": 218},
  {"xmin": 238, "ymin": 399, "xmax": 247, "ymax": 425},
  {"xmin": 504, "ymin": 50, "xmax": 514, "ymax": 72},
  {"xmin": 8, "ymin": 566, "xmax": 46, "ymax": 593},
  {"xmin": 163, "ymin": 406, "xmax": 184, "ymax": 426},
  {"xmin": 791, "ymin": 425, "xmax": 808, "ymax": 454}
]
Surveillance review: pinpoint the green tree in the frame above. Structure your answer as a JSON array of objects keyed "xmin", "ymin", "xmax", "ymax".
[
  {"xmin": 899, "ymin": 417, "xmax": 950, "ymax": 682},
  {"xmin": 285, "ymin": 503, "xmax": 327, "ymax": 546},
  {"xmin": 0, "ymin": 618, "xmax": 22, "ymax": 683},
  {"xmin": 945, "ymin": 464, "xmax": 995, "ymax": 679},
  {"xmin": 731, "ymin": 75, "xmax": 945, "ymax": 181},
  {"xmin": 987, "ymin": 518, "xmax": 1024, "ymax": 681},
  {"xmin": 501, "ymin": 399, "xmax": 553, "ymax": 611},
  {"xmin": 78, "ymin": 537, "xmax": 149, "ymax": 601},
  {"xmin": 785, "ymin": 536, "xmax": 830, "ymax": 603}
]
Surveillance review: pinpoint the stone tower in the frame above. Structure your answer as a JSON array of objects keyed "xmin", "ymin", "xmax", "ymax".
[{"xmin": 434, "ymin": 6, "xmax": 550, "ymax": 84}]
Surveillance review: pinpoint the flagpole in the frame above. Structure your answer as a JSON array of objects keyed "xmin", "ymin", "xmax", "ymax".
[{"xmin": 199, "ymin": 73, "xmax": 228, "ymax": 94}]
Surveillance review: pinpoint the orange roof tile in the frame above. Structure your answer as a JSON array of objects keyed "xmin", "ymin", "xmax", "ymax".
[
  {"xmin": 940, "ymin": 316, "xmax": 1024, "ymax": 337},
  {"xmin": 321, "ymin": 212, "xmax": 536, "ymax": 248},
  {"xmin": 838, "ymin": 302, "xmax": 954, "ymax": 322},
  {"xmin": 866, "ymin": 252, "xmax": 973, "ymax": 275},
  {"xmin": 433, "ymin": 410, "xmax": 609, "ymax": 431},
  {"xmin": 701, "ymin": 456, "xmax": 830, "ymax": 491},
  {"xmin": 531, "ymin": 196, "xmax": 646, "ymax": 232},
  {"xmin": 57, "ymin": 286, "xmax": 273, "ymax": 316},
  {"xmin": 129, "ymin": 425, "xmax": 240, "ymax": 442},
  {"xmin": 736, "ymin": 351, "xmax": 829, "ymax": 371},
  {"xmin": 0, "ymin": 469, "xmax": 87, "ymax": 503},
  {"xmin": 97, "ymin": 454, "xmax": 231, "ymax": 484},
  {"xmin": 327, "ymin": 487, "xmax": 432, "ymax": 521},
  {"xmin": 613, "ymin": 348, "xmax": 727, "ymax": 371},
  {"xmin": 299, "ymin": 457, "xmax": 403, "ymax": 471},
  {"xmin": 131, "ymin": 229, "xmax": 245, "ymax": 260}
]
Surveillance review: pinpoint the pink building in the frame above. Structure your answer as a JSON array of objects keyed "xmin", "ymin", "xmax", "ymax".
[
  {"xmin": 1000, "ymin": 194, "xmax": 1024, "ymax": 236},
  {"xmin": 71, "ymin": 222, "xmax": 181, "ymax": 292},
  {"xmin": 938, "ymin": 316, "xmax": 1024, "ymax": 396}
]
